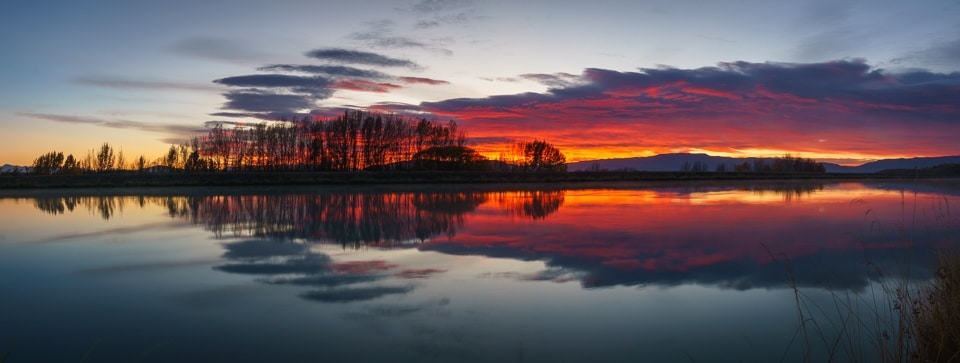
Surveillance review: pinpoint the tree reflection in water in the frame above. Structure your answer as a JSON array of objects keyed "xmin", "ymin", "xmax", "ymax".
[
  {"xmin": 33, "ymin": 195, "xmax": 124, "ymax": 220},
  {"xmin": 186, "ymin": 192, "xmax": 489, "ymax": 246},
  {"xmin": 28, "ymin": 189, "xmax": 567, "ymax": 244},
  {"xmin": 491, "ymin": 190, "xmax": 565, "ymax": 220},
  {"xmin": 27, "ymin": 183, "xmax": 950, "ymax": 296}
]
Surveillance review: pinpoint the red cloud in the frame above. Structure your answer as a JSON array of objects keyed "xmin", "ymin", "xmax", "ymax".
[
  {"xmin": 417, "ymin": 185, "xmax": 952, "ymax": 289},
  {"xmin": 332, "ymin": 79, "xmax": 403, "ymax": 93},
  {"xmin": 419, "ymin": 60, "xmax": 960, "ymax": 161}
]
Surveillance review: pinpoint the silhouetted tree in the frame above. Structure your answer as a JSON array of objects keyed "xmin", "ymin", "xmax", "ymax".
[
  {"xmin": 95, "ymin": 142, "xmax": 115, "ymax": 172},
  {"xmin": 165, "ymin": 145, "xmax": 178, "ymax": 171},
  {"xmin": 62, "ymin": 154, "xmax": 80, "ymax": 174},
  {"xmin": 32, "ymin": 151, "xmax": 64, "ymax": 175},
  {"xmin": 413, "ymin": 145, "xmax": 489, "ymax": 171},
  {"xmin": 136, "ymin": 155, "xmax": 147, "ymax": 172},
  {"xmin": 116, "ymin": 149, "xmax": 126, "ymax": 171},
  {"xmin": 195, "ymin": 110, "xmax": 466, "ymax": 172},
  {"xmin": 519, "ymin": 140, "xmax": 566, "ymax": 172}
]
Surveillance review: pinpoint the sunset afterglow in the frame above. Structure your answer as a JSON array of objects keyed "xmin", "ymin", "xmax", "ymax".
[{"xmin": 1, "ymin": 0, "xmax": 958, "ymax": 166}]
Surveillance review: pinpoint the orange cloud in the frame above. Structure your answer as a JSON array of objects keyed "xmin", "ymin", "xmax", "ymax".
[{"xmin": 419, "ymin": 60, "xmax": 960, "ymax": 162}]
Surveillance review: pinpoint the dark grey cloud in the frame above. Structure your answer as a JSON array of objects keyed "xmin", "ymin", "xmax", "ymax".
[
  {"xmin": 212, "ymin": 236, "xmax": 423, "ymax": 304},
  {"xmin": 422, "ymin": 92, "xmax": 553, "ymax": 113},
  {"xmin": 257, "ymin": 64, "xmax": 392, "ymax": 80},
  {"xmin": 212, "ymin": 45, "xmax": 428, "ymax": 114},
  {"xmin": 221, "ymin": 91, "xmax": 319, "ymax": 114},
  {"xmin": 213, "ymin": 72, "xmax": 335, "ymax": 114},
  {"xmin": 305, "ymin": 48, "xmax": 419, "ymax": 69},
  {"xmin": 220, "ymin": 240, "xmax": 311, "ymax": 260},
  {"xmin": 518, "ymin": 73, "xmax": 583, "ymax": 88},
  {"xmin": 73, "ymin": 76, "xmax": 219, "ymax": 92},
  {"xmin": 212, "ymin": 74, "xmax": 333, "ymax": 114},
  {"xmin": 167, "ymin": 36, "xmax": 270, "ymax": 64},
  {"xmin": 299, "ymin": 285, "xmax": 414, "ymax": 303},
  {"xmin": 423, "ymin": 236, "xmax": 940, "ymax": 292},
  {"xmin": 213, "ymin": 74, "xmax": 332, "ymax": 96},
  {"xmin": 722, "ymin": 60, "xmax": 960, "ymax": 110},
  {"xmin": 214, "ymin": 254, "xmax": 331, "ymax": 275},
  {"xmin": 422, "ymin": 60, "xmax": 960, "ymax": 122},
  {"xmin": 259, "ymin": 274, "xmax": 383, "ymax": 287}
]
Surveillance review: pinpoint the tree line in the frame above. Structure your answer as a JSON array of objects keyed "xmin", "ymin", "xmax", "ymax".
[
  {"xmin": 681, "ymin": 154, "xmax": 826, "ymax": 173},
  {"xmin": 22, "ymin": 110, "xmax": 568, "ymax": 175},
  {"xmin": 30, "ymin": 142, "xmax": 127, "ymax": 175}
]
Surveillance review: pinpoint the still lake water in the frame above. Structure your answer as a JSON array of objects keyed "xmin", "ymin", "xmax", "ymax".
[{"xmin": 1, "ymin": 180, "xmax": 958, "ymax": 362}]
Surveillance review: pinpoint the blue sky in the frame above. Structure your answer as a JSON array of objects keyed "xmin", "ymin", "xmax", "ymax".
[{"xmin": 1, "ymin": 0, "xmax": 958, "ymax": 165}]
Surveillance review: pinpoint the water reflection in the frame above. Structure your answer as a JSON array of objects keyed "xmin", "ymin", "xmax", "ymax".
[
  {"xmin": 34, "ymin": 195, "xmax": 124, "ymax": 220},
  {"xmin": 215, "ymin": 239, "xmax": 415, "ymax": 303},
  {"xmin": 13, "ymin": 181, "xmax": 960, "ymax": 296},
  {"xmin": 492, "ymin": 190, "xmax": 566, "ymax": 220}
]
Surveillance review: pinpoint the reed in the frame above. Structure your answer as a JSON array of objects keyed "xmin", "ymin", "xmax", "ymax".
[
  {"xmin": 779, "ymin": 242, "xmax": 959, "ymax": 362},
  {"xmin": 906, "ymin": 250, "xmax": 960, "ymax": 362}
]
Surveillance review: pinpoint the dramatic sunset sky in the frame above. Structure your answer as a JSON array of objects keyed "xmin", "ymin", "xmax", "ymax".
[{"xmin": 1, "ymin": 0, "xmax": 958, "ymax": 166}]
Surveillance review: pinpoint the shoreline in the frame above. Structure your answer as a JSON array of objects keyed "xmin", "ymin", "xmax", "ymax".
[{"xmin": 0, "ymin": 170, "xmax": 955, "ymax": 190}]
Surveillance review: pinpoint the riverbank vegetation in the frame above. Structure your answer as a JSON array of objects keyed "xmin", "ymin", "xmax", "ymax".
[
  {"xmin": 15, "ymin": 110, "xmax": 567, "ymax": 176},
  {"xmin": 784, "ymin": 242, "xmax": 960, "ymax": 362}
]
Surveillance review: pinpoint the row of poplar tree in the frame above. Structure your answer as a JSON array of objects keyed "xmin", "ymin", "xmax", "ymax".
[{"xmin": 26, "ymin": 110, "xmax": 568, "ymax": 174}]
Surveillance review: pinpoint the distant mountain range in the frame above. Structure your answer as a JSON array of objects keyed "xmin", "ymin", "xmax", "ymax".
[
  {"xmin": 1, "ymin": 164, "xmax": 31, "ymax": 173},
  {"xmin": 567, "ymin": 153, "xmax": 960, "ymax": 173}
]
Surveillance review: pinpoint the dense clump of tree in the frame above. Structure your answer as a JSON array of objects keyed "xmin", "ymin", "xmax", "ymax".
[
  {"xmin": 681, "ymin": 160, "xmax": 710, "ymax": 173},
  {"xmin": 412, "ymin": 145, "xmax": 489, "ymax": 171},
  {"xmin": 682, "ymin": 155, "xmax": 826, "ymax": 174},
  {"xmin": 730, "ymin": 154, "xmax": 826, "ymax": 173},
  {"xmin": 21, "ymin": 110, "xmax": 575, "ymax": 175},
  {"xmin": 31, "ymin": 143, "xmax": 128, "ymax": 174},
  {"xmin": 197, "ymin": 110, "xmax": 467, "ymax": 172},
  {"xmin": 502, "ymin": 139, "xmax": 566, "ymax": 172},
  {"xmin": 32, "ymin": 151, "xmax": 65, "ymax": 175}
]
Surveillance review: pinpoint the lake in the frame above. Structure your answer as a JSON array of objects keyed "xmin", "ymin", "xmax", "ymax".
[{"xmin": 1, "ymin": 180, "xmax": 958, "ymax": 362}]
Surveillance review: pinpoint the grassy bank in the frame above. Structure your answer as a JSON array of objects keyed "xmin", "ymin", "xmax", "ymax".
[
  {"xmin": 776, "ymin": 184, "xmax": 959, "ymax": 363},
  {"xmin": 907, "ymin": 251, "xmax": 960, "ymax": 362},
  {"xmin": 784, "ymin": 248, "xmax": 960, "ymax": 362},
  {"xmin": 0, "ymin": 170, "xmax": 935, "ymax": 189}
]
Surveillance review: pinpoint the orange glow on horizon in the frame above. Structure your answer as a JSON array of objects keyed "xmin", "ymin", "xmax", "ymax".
[{"xmin": 468, "ymin": 141, "xmax": 914, "ymax": 166}]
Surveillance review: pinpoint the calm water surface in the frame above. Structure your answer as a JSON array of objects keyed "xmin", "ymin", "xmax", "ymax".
[{"xmin": 1, "ymin": 181, "xmax": 958, "ymax": 362}]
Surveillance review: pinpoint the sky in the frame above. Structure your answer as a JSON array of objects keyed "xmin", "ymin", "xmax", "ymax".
[{"xmin": 1, "ymin": 0, "xmax": 958, "ymax": 166}]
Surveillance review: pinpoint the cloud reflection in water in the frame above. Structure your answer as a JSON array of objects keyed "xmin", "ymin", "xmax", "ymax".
[{"xmin": 19, "ymin": 182, "xmax": 960, "ymax": 294}]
